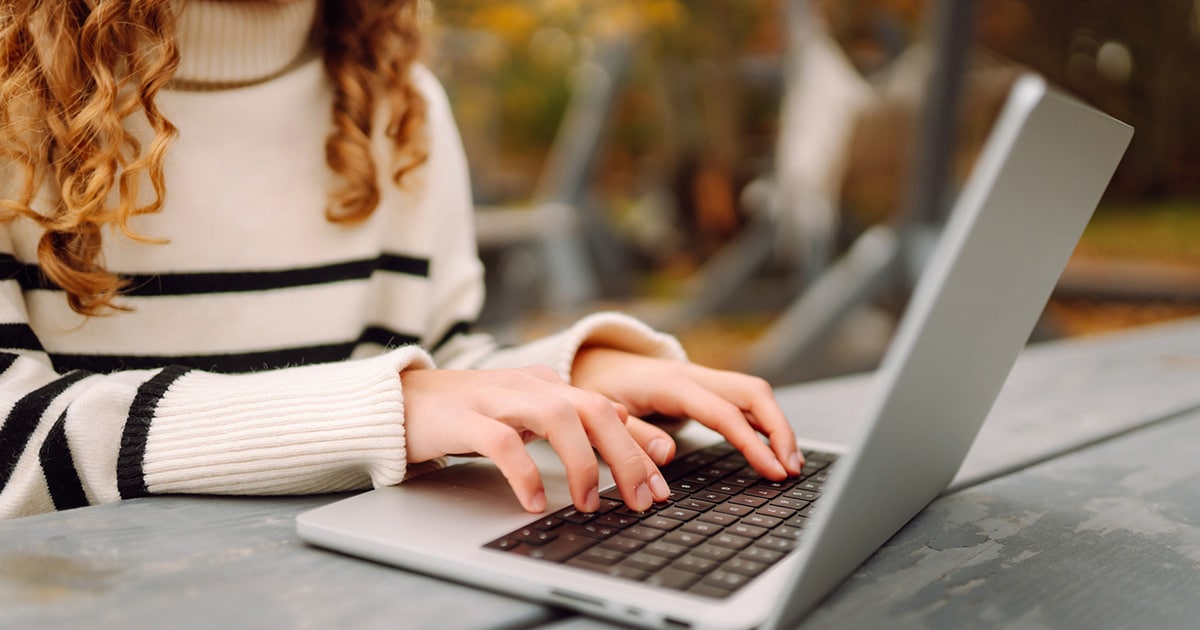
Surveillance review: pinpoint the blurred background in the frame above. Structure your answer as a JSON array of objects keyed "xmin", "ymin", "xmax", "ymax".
[{"xmin": 424, "ymin": 0, "xmax": 1200, "ymax": 385}]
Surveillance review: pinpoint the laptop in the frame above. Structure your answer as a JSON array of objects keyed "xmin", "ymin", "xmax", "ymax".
[{"xmin": 296, "ymin": 75, "xmax": 1133, "ymax": 630}]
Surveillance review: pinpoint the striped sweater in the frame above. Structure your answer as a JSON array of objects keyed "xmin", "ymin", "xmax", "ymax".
[{"xmin": 0, "ymin": 1, "xmax": 684, "ymax": 519}]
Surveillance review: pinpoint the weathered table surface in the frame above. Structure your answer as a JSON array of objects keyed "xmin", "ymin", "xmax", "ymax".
[{"xmin": 5, "ymin": 318, "xmax": 1200, "ymax": 630}]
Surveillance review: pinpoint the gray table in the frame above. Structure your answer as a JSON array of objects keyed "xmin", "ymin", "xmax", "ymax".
[{"xmin": 5, "ymin": 318, "xmax": 1200, "ymax": 630}]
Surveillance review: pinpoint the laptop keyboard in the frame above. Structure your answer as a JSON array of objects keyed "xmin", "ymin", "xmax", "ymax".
[{"xmin": 484, "ymin": 442, "xmax": 836, "ymax": 598}]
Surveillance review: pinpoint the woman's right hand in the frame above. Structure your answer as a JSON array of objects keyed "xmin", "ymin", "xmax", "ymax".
[{"xmin": 400, "ymin": 366, "xmax": 672, "ymax": 514}]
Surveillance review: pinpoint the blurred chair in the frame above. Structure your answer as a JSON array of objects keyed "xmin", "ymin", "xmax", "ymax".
[
  {"xmin": 745, "ymin": 0, "xmax": 978, "ymax": 383},
  {"xmin": 656, "ymin": 0, "xmax": 876, "ymax": 327},
  {"xmin": 473, "ymin": 36, "xmax": 638, "ymax": 336}
]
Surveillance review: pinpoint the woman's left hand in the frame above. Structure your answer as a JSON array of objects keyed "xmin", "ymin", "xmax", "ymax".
[{"xmin": 571, "ymin": 347, "xmax": 804, "ymax": 480}]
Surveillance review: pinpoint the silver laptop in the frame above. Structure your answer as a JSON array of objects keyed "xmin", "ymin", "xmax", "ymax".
[{"xmin": 296, "ymin": 75, "xmax": 1132, "ymax": 630}]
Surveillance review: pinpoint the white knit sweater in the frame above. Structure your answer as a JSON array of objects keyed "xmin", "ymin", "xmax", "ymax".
[{"xmin": 0, "ymin": 0, "xmax": 684, "ymax": 519}]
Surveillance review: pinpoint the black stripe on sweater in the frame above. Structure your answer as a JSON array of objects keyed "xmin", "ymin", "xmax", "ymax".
[
  {"xmin": 117, "ymin": 366, "xmax": 191, "ymax": 499},
  {"xmin": 359, "ymin": 326, "xmax": 421, "ymax": 349},
  {"xmin": 40, "ymin": 409, "xmax": 89, "ymax": 511},
  {"xmin": 0, "ymin": 353, "xmax": 18, "ymax": 377},
  {"xmin": 0, "ymin": 323, "xmax": 45, "ymax": 353},
  {"xmin": 431, "ymin": 321, "xmax": 472, "ymax": 353},
  {"xmin": 0, "ymin": 370, "xmax": 92, "ymax": 492},
  {"xmin": 49, "ymin": 324, "xmax": 433, "ymax": 374},
  {"xmin": 50, "ymin": 343, "xmax": 359, "ymax": 374},
  {"xmin": 1, "ymin": 253, "xmax": 431, "ymax": 296}
]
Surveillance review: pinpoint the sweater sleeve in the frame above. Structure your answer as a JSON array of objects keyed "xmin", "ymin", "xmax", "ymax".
[
  {"xmin": 0, "ymin": 245, "xmax": 435, "ymax": 519},
  {"xmin": 410, "ymin": 66, "xmax": 687, "ymax": 381}
]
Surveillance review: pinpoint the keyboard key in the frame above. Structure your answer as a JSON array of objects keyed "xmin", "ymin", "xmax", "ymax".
[
  {"xmin": 723, "ymin": 475, "xmax": 757, "ymax": 487},
  {"xmin": 671, "ymin": 555, "xmax": 720, "ymax": 574},
  {"xmin": 485, "ymin": 538, "xmax": 519, "ymax": 551},
  {"xmin": 756, "ymin": 505, "xmax": 796, "ymax": 519},
  {"xmin": 714, "ymin": 503, "xmax": 754, "ymax": 517},
  {"xmin": 769, "ymin": 497, "xmax": 810, "ymax": 510},
  {"xmin": 623, "ymin": 552, "xmax": 672, "ymax": 572},
  {"xmin": 600, "ymin": 536, "xmax": 647, "ymax": 554},
  {"xmin": 702, "ymin": 570, "xmax": 751, "ymax": 591},
  {"xmin": 676, "ymin": 498, "xmax": 716, "ymax": 512},
  {"xmin": 567, "ymin": 558, "xmax": 651, "ymax": 581},
  {"xmin": 721, "ymin": 558, "xmax": 769, "ymax": 577},
  {"xmin": 513, "ymin": 533, "xmax": 597, "ymax": 562},
  {"xmin": 698, "ymin": 511, "xmax": 740, "ymax": 526},
  {"xmin": 623, "ymin": 526, "xmax": 665, "ymax": 542},
  {"xmin": 646, "ymin": 568, "xmax": 702, "ymax": 590},
  {"xmin": 669, "ymin": 480, "xmax": 704, "ymax": 493},
  {"xmin": 663, "ymin": 531, "xmax": 707, "ymax": 547},
  {"xmin": 681, "ymin": 520, "xmax": 722, "ymax": 536},
  {"xmin": 786, "ymin": 489, "xmax": 819, "ymax": 502},
  {"xmin": 658, "ymin": 507, "xmax": 700, "ymax": 522},
  {"xmin": 513, "ymin": 528, "xmax": 557, "ymax": 545},
  {"xmin": 578, "ymin": 547, "xmax": 625, "ymax": 566},
  {"xmin": 727, "ymin": 524, "xmax": 768, "ymax": 539},
  {"xmin": 556, "ymin": 508, "xmax": 597, "ymax": 524},
  {"xmin": 572, "ymin": 522, "xmax": 619, "ymax": 539},
  {"xmin": 729, "ymin": 495, "xmax": 768, "ymax": 508},
  {"xmin": 695, "ymin": 491, "xmax": 731, "ymax": 503},
  {"xmin": 642, "ymin": 516, "xmax": 684, "ymax": 531},
  {"xmin": 530, "ymin": 517, "xmax": 561, "ymax": 530},
  {"xmin": 773, "ymin": 526, "xmax": 803, "ymax": 540},
  {"xmin": 745, "ymin": 487, "xmax": 780, "ymax": 499},
  {"xmin": 740, "ymin": 514, "xmax": 782, "ymax": 529},
  {"xmin": 707, "ymin": 483, "xmax": 741, "ymax": 495},
  {"xmin": 756, "ymin": 536, "xmax": 797, "ymax": 552},
  {"xmin": 712, "ymin": 534, "xmax": 754, "ymax": 550},
  {"xmin": 785, "ymin": 516, "xmax": 810, "ymax": 529},
  {"xmin": 644, "ymin": 541, "xmax": 689, "ymax": 560},
  {"xmin": 693, "ymin": 543, "xmax": 738, "ymax": 562},
  {"xmin": 597, "ymin": 513, "xmax": 639, "ymax": 529},
  {"xmin": 796, "ymin": 481, "xmax": 823, "ymax": 493},
  {"xmin": 738, "ymin": 546, "xmax": 784, "ymax": 564}
]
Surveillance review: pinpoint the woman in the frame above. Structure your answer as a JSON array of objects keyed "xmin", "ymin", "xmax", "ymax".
[{"xmin": 0, "ymin": 0, "xmax": 802, "ymax": 520}]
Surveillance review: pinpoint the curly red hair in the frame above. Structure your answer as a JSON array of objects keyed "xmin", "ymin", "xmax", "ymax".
[{"xmin": 0, "ymin": 0, "xmax": 427, "ymax": 316}]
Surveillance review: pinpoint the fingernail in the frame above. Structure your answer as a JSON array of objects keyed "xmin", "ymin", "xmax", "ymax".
[
  {"xmin": 648, "ymin": 474, "xmax": 669, "ymax": 500},
  {"xmin": 584, "ymin": 486, "xmax": 600, "ymax": 513},
  {"xmin": 789, "ymin": 451, "xmax": 804, "ymax": 474},
  {"xmin": 529, "ymin": 490, "xmax": 547, "ymax": 513},
  {"xmin": 634, "ymin": 483, "xmax": 652, "ymax": 510},
  {"xmin": 647, "ymin": 439, "xmax": 671, "ymax": 465}
]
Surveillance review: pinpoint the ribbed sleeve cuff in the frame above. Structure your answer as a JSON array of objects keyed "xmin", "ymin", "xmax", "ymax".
[
  {"xmin": 140, "ymin": 346, "xmax": 433, "ymax": 497},
  {"xmin": 474, "ymin": 311, "xmax": 687, "ymax": 383}
]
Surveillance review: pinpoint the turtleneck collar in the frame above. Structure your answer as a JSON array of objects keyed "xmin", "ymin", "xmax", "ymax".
[{"xmin": 171, "ymin": 0, "xmax": 320, "ymax": 89}]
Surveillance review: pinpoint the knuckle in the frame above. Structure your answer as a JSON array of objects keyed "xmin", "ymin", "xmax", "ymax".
[
  {"xmin": 619, "ymin": 450, "xmax": 648, "ymax": 473},
  {"xmin": 489, "ymin": 426, "xmax": 527, "ymax": 454},
  {"xmin": 744, "ymin": 375, "xmax": 773, "ymax": 396},
  {"xmin": 546, "ymin": 397, "xmax": 579, "ymax": 425},
  {"xmin": 575, "ymin": 458, "xmax": 600, "ymax": 482},
  {"xmin": 523, "ymin": 365, "xmax": 561, "ymax": 382},
  {"xmin": 581, "ymin": 392, "xmax": 616, "ymax": 418}
]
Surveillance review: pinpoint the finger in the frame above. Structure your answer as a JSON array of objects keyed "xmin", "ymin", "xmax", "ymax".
[
  {"xmin": 625, "ymin": 415, "xmax": 676, "ymax": 466},
  {"xmin": 481, "ymin": 389, "xmax": 602, "ymax": 514},
  {"xmin": 656, "ymin": 381, "xmax": 789, "ymax": 480},
  {"xmin": 465, "ymin": 414, "xmax": 547, "ymax": 513},
  {"xmin": 689, "ymin": 368, "xmax": 803, "ymax": 475},
  {"xmin": 570, "ymin": 390, "xmax": 669, "ymax": 511}
]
